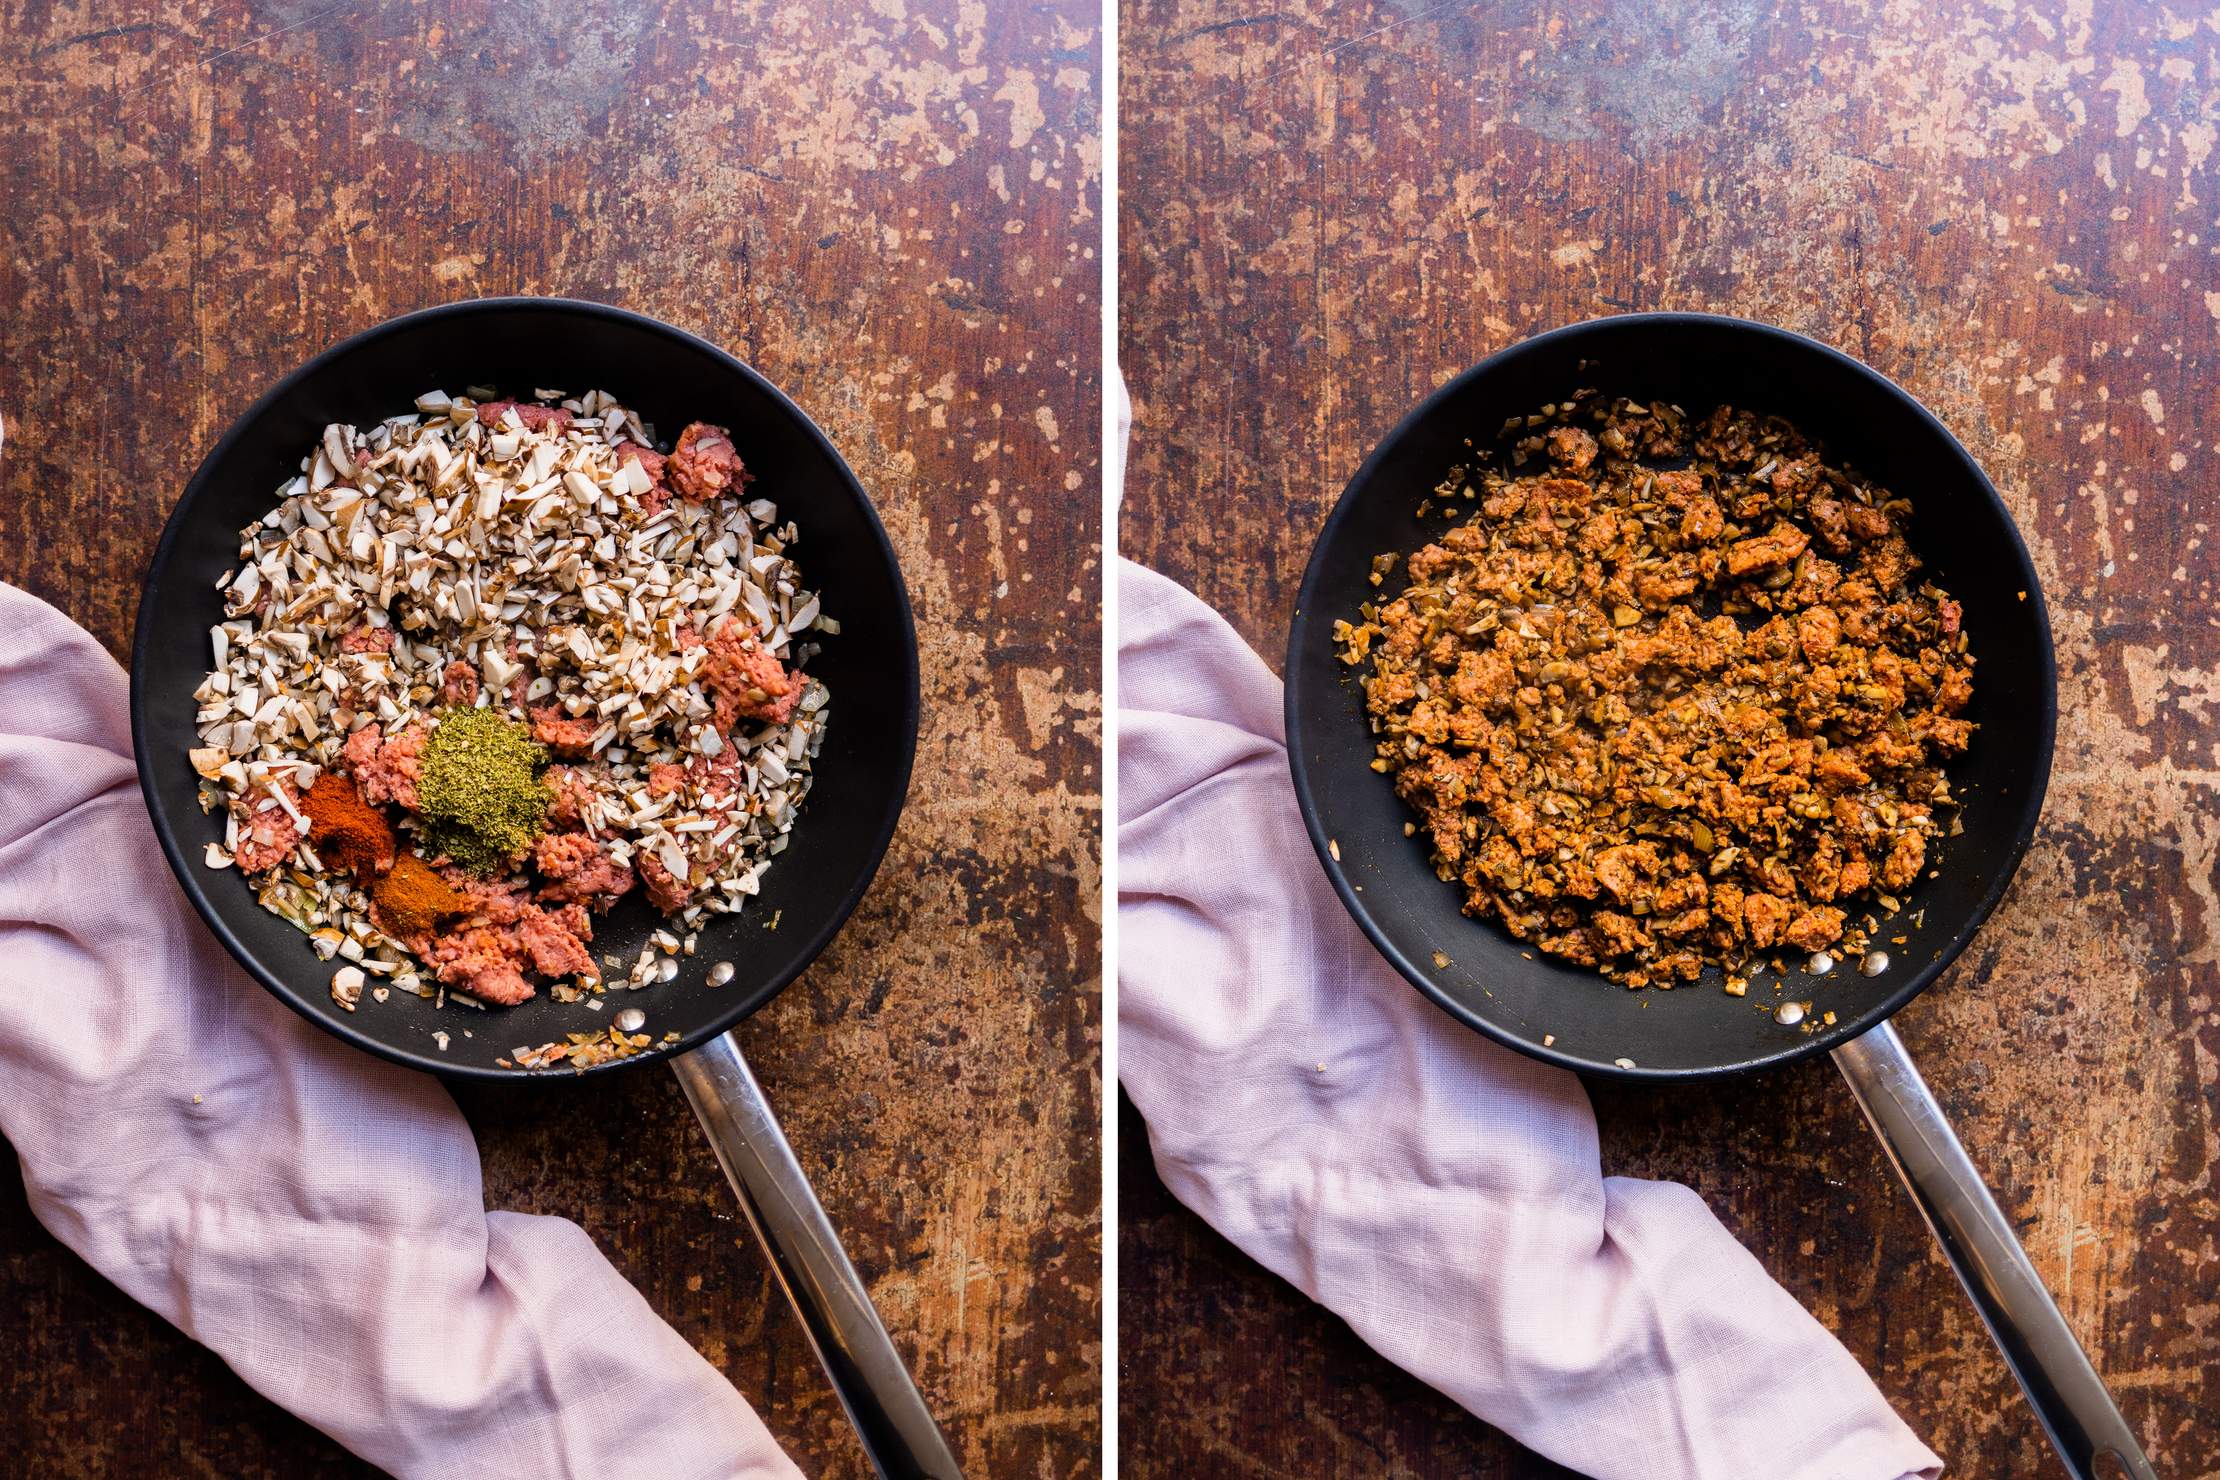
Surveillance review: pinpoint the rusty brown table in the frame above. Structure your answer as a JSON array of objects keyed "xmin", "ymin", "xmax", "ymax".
[
  {"xmin": 1119, "ymin": 1, "xmax": 2217, "ymax": 1474},
  {"xmin": 0, "ymin": 4, "xmax": 1102, "ymax": 1475}
]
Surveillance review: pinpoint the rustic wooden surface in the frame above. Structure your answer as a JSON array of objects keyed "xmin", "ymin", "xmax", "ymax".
[
  {"xmin": 1120, "ymin": 1, "xmax": 2217, "ymax": 1475},
  {"xmin": 0, "ymin": 3, "xmax": 1101, "ymax": 1476}
]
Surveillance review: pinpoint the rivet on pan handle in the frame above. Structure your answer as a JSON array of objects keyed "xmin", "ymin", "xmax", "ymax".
[
  {"xmin": 673, "ymin": 1032, "xmax": 964, "ymax": 1479},
  {"xmin": 1833, "ymin": 1022, "xmax": 2157, "ymax": 1480}
]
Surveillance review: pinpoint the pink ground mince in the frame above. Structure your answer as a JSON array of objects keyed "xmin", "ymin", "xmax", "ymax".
[
  {"xmin": 231, "ymin": 781, "xmax": 305, "ymax": 874},
  {"xmin": 416, "ymin": 876, "xmax": 597, "ymax": 1007},
  {"xmin": 474, "ymin": 399, "xmax": 573, "ymax": 433},
  {"xmin": 615, "ymin": 440, "xmax": 672, "ymax": 515},
  {"xmin": 533, "ymin": 831, "xmax": 634, "ymax": 909},
  {"xmin": 339, "ymin": 625, "xmax": 394, "ymax": 654},
  {"xmin": 543, "ymin": 764, "xmax": 600, "ymax": 830},
  {"xmin": 615, "ymin": 440, "xmax": 667, "ymax": 483},
  {"xmin": 637, "ymin": 853, "xmax": 694, "ymax": 913},
  {"xmin": 667, "ymin": 421, "xmax": 748, "ymax": 502},
  {"xmin": 701, "ymin": 616, "xmax": 804, "ymax": 729},
  {"xmin": 341, "ymin": 721, "xmax": 429, "ymax": 811},
  {"xmin": 686, "ymin": 747, "xmax": 742, "ymax": 800},
  {"xmin": 439, "ymin": 660, "xmax": 480, "ymax": 706},
  {"xmin": 528, "ymin": 705, "xmax": 598, "ymax": 760}
]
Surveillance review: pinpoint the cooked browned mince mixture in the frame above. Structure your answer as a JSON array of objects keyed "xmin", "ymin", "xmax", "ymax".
[{"xmin": 1335, "ymin": 395, "xmax": 1975, "ymax": 990}]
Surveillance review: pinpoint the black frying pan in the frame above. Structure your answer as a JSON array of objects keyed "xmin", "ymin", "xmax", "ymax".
[
  {"xmin": 132, "ymin": 299, "xmax": 960, "ymax": 1478},
  {"xmin": 1287, "ymin": 315, "xmax": 2154, "ymax": 1479}
]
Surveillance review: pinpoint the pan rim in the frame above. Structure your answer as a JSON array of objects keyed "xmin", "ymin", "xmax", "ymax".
[
  {"xmin": 1285, "ymin": 311, "xmax": 2057, "ymax": 1082},
  {"xmin": 129, "ymin": 295, "xmax": 921, "ymax": 1083}
]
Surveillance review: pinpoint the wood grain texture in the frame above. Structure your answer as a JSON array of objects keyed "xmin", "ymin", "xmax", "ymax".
[
  {"xmin": 1118, "ymin": 1, "xmax": 2217, "ymax": 1475},
  {"xmin": 0, "ymin": 2, "xmax": 1101, "ymax": 1475}
]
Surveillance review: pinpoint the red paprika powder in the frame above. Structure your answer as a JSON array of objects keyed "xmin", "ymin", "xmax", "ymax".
[{"xmin": 301, "ymin": 773, "xmax": 396, "ymax": 882}]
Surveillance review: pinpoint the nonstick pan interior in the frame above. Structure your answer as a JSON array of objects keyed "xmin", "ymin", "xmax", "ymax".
[
  {"xmin": 1286, "ymin": 314, "xmax": 2055, "ymax": 1079},
  {"xmin": 131, "ymin": 299, "xmax": 920, "ymax": 1080}
]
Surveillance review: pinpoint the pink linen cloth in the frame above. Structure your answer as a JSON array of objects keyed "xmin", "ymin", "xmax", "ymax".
[
  {"xmin": 1117, "ymin": 557, "xmax": 1942, "ymax": 1480},
  {"xmin": 0, "ymin": 584, "xmax": 798, "ymax": 1480}
]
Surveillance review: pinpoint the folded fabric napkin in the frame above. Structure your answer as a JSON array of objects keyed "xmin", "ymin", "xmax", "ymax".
[
  {"xmin": 1117, "ymin": 557, "xmax": 1941, "ymax": 1480},
  {"xmin": 0, "ymin": 584, "xmax": 797, "ymax": 1479}
]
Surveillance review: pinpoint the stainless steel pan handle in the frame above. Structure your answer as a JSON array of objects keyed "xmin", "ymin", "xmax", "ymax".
[
  {"xmin": 1834, "ymin": 1022, "xmax": 2157, "ymax": 1479},
  {"xmin": 673, "ymin": 1032, "xmax": 964, "ymax": 1479}
]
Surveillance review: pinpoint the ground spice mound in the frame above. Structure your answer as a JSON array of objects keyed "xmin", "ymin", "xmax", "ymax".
[
  {"xmin": 417, "ymin": 707, "xmax": 551, "ymax": 876},
  {"xmin": 371, "ymin": 853, "xmax": 466, "ymax": 939},
  {"xmin": 1336, "ymin": 395, "xmax": 1975, "ymax": 990},
  {"xmin": 301, "ymin": 773, "xmax": 395, "ymax": 882}
]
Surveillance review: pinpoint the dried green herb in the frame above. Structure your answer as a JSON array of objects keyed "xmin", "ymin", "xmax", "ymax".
[{"xmin": 418, "ymin": 706, "xmax": 549, "ymax": 875}]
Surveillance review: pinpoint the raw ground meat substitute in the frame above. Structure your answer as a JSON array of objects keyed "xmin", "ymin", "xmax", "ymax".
[{"xmin": 1336, "ymin": 394, "xmax": 1975, "ymax": 991}]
